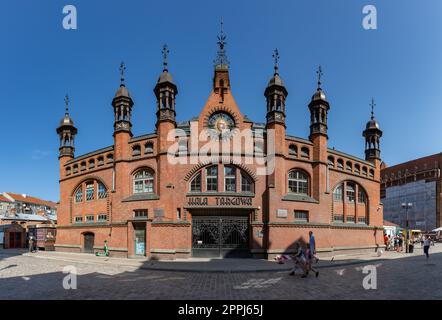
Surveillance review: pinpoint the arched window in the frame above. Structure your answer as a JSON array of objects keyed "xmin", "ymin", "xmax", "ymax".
[
  {"xmin": 73, "ymin": 164, "xmax": 78, "ymax": 174},
  {"xmin": 288, "ymin": 170, "xmax": 309, "ymax": 195},
  {"xmin": 337, "ymin": 159, "xmax": 344, "ymax": 169},
  {"xmin": 97, "ymin": 156, "xmax": 104, "ymax": 166},
  {"xmin": 241, "ymin": 173, "xmax": 253, "ymax": 193},
  {"xmin": 85, "ymin": 181, "xmax": 95, "ymax": 201},
  {"xmin": 107, "ymin": 153, "xmax": 114, "ymax": 163},
  {"xmin": 75, "ymin": 187, "xmax": 83, "ymax": 203},
  {"xmin": 358, "ymin": 188, "xmax": 367, "ymax": 203},
  {"xmin": 66, "ymin": 167, "xmax": 71, "ymax": 176},
  {"xmin": 98, "ymin": 182, "xmax": 107, "ymax": 199},
  {"xmin": 289, "ymin": 144, "xmax": 298, "ymax": 156},
  {"xmin": 333, "ymin": 184, "xmax": 343, "ymax": 201},
  {"xmin": 190, "ymin": 172, "xmax": 201, "ymax": 192},
  {"xmin": 206, "ymin": 166, "xmax": 218, "ymax": 192},
  {"xmin": 346, "ymin": 182, "xmax": 355, "ymax": 202},
  {"xmin": 132, "ymin": 145, "xmax": 141, "ymax": 157},
  {"xmin": 328, "ymin": 156, "xmax": 335, "ymax": 168},
  {"xmin": 145, "ymin": 142, "xmax": 154, "ymax": 154},
  {"xmin": 80, "ymin": 161, "xmax": 86, "ymax": 171},
  {"xmin": 354, "ymin": 164, "xmax": 361, "ymax": 174},
  {"xmin": 362, "ymin": 166, "xmax": 368, "ymax": 176},
  {"xmin": 133, "ymin": 169, "xmax": 154, "ymax": 193},
  {"xmin": 301, "ymin": 147, "xmax": 310, "ymax": 159},
  {"xmin": 224, "ymin": 166, "xmax": 236, "ymax": 192},
  {"xmin": 89, "ymin": 159, "xmax": 95, "ymax": 169},
  {"xmin": 346, "ymin": 161, "xmax": 352, "ymax": 172},
  {"xmin": 369, "ymin": 169, "xmax": 375, "ymax": 178}
]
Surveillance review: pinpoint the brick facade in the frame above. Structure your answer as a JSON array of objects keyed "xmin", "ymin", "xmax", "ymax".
[{"xmin": 55, "ymin": 41, "xmax": 384, "ymax": 259}]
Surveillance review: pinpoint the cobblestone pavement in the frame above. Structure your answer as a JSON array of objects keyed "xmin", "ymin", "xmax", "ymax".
[{"xmin": 0, "ymin": 249, "xmax": 441, "ymax": 300}]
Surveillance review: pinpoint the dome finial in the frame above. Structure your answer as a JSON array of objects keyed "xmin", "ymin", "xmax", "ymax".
[
  {"xmin": 214, "ymin": 18, "xmax": 229, "ymax": 67},
  {"xmin": 370, "ymin": 97, "xmax": 376, "ymax": 120},
  {"xmin": 272, "ymin": 48, "xmax": 280, "ymax": 76},
  {"xmin": 316, "ymin": 65, "xmax": 323, "ymax": 90},
  {"xmin": 64, "ymin": 94, "xmax": 69, "ymax": 114},
  {"xmin": 162, "ymin": 44, "xmax": 169, "ymax": 72},
  {"xmin": 119, "ymin": 61, "xmax": 126, "ymax": 86}
]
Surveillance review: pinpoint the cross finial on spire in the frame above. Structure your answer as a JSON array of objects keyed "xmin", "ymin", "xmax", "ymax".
[
  {"xmin": 370, "ymin": 97, "xmax": 376, "ymax": 120},
  {"xmin": 119, "ymin": 61, "xmax": 126, "ymax": 86},
  {"xmin": 162, "ymin": 44, "xmax": 169, "ymax": 71},
  {"xmin": 272, "ymin": 49, "xmax": 280, "ymax": 75},
  {"xmin": 316, "ymin": 65, "xmax": 323, "ymax": 90},
  {"xmin": 64, "ymin": 94, "xmax": 69, "ymax": 114},
  {"xmin": 214, "ymin": 18, "xmax": 229, "ymax": 67}
]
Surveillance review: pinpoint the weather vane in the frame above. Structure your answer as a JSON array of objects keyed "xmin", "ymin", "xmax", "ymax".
[
  {"xmin": 64, "ymin": 94, "xmax": 69, "ymax": 113},
  {"xmin": 119, "ymin": 61, "xmax": 126, "ymax": 85},
  {"xmin": 272, "ymin": 49, "xmax": 280, "ymax": 75},
  {"xmin": 214, "ymin": 18, "xmax": 229, "ymax": 66},
  {"xmin": 316, "ymin": 65, "xmax": 323, "ymax": 89},
  {"xmin": 370, "ymin": 97, "xmax": 376, "ymax": 119},
  {"xmin": 162, "ymin": 44, "xmax": 169, "ymax": 71}
]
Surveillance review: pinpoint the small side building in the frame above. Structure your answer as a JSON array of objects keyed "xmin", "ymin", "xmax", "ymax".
[{"xmin": 0, "ymin": 224, "xmax": 26, "ymax": 249}]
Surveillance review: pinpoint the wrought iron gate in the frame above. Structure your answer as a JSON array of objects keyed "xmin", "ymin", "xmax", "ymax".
[{"xmin": 192, "ymin": 216, "xmax": 249, "ymax": 258}]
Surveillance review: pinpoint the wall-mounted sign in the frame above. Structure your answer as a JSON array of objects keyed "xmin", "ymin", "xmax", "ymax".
[
  {"xmin": 277, "ymin": 209, "xmax": 288, "ymax": 218},
  {"xmin": 154, "ymin": 208, "xmax": 164, "ymax": 217},
  {"xmin": 187, "ymin": 196, "xmax": 253, "ymax": 207}
]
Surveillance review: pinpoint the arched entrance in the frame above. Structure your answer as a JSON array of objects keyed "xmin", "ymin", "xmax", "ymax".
[{"xmin": 83, "ymin": 232, "xmax": 95, "ymax": 253}]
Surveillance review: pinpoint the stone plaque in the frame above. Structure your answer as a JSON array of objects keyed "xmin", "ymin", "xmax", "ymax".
[
  {"xmin": 277, "ymin": 209, "xmax": 288, "ymax": 218},
  {"xmin": 154, "ymin": 208, "xmax": 164, "ymax": 217}
]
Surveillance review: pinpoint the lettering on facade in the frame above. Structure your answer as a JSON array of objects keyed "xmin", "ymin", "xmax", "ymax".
[{"xmin": 187, "ymin": 196, "xmax": 252, "ymax": 207}]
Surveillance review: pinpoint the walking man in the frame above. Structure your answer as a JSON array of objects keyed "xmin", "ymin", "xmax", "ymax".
[{"xmin": 423, "ymin": 235, "xmax": 431, "ymax": 260}]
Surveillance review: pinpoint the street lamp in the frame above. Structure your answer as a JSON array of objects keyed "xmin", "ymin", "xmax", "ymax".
[{"xmin": 401, "ymin": 202, "xmax": 413, "ymax": 253}]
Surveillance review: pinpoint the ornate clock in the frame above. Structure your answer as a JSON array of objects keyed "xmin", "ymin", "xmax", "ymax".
[{"xmin": 208, "ymin": 112, "xmax": 235, "ymax": 140}]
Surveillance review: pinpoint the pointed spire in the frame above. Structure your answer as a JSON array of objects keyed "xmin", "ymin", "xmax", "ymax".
[
  {"xmin": 370, "ymin": 97, "xmax": 376, "ymax": 120},
  {"xmin": 162, "ymin": 44, "xmax": 169, "ymax": 72},
  {"xmin": 316, "ymin": 65, "xmax": 323, "ymax": 90},
  {"xmin": 64, "ymin": 94, "xmax": 69, "ymax": 114},
  {"xmin": 119, "ymin": 61, "xmax": 126, "ymax": 86},
  {"xmin": 272, "ymin": 49, "xmax": 280, "ymax": 76},
  {"xmin": 214, "ymin": 18, "xmax": 229, "ymax": 67}
]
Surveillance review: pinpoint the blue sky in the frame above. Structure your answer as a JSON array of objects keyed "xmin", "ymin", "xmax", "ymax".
[{"xmin": 2, "ymin": 0, "xmax": 442, "ymax": 202}]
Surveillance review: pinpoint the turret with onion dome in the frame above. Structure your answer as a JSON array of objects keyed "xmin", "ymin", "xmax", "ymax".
[
  {"xmin": 154, "ymin": 44, "xmax": 178, "ymax": 126},
  {"xmin": 265, "ymin": 49, "xmax": 288, "ymax": 126},
  {"xmin": 56, "ymin": 94, "xmax": 77, "ymax": 158},
  {"xmin": 308, "ymin": 66, "xmax": 330, "ymax": 140},
  {"xmin": 363, "ymin": 98, "xmax": 383, "ymax": 161},
  {"xmin": 112, "ymin": 62, "xmax": 134, "ymax": 136}
]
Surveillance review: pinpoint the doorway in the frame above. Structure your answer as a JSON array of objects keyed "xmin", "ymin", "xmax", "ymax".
[
  {"xmin": 134, "ymin": 223, "xmax": 146, "ymax": 256},
  {"xmin": 192, "ymin": 211, "xmax": 250, "ymax": 258},
  {"xmin": 83, "ymin": 232, "xmax": 95, "ymax": 253}
]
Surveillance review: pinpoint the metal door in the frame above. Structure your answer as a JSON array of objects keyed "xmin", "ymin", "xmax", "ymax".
[{"xmin": 192, "ymin": 216, "xmax": 249, "ymax": 258}]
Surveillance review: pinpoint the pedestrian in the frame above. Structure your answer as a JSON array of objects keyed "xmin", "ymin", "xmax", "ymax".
[
  {"xmin": 423, "ymin": 235, "xmax": 430, "ymax": 260},
  {"xmin": 398, "ymin": 234, "xmax": 403, "ymax": 252},
  {"xmin": 289, "ymin": 242, "xmax": 308, "ymax": 278},
  {"xmin": 309, "ymin": 231, "xmax": 319, "ymax": 263},
  {"xmin": 28, "ymin": 235, "xmax": 34, "ymax": 253},
  {"xmin": 306, "ymin": 247, "xmax": 319, "ymax": 278}
]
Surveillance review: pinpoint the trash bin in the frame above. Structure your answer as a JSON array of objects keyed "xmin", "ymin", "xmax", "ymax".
[{"xmin": 408, "ymin": 244, "xmax": 414, "ymax": 253}]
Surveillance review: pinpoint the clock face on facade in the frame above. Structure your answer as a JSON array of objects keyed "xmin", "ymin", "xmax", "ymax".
[{"xmin": 208, "ymin": 112, "xmax": 235, "ymax": 140}]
